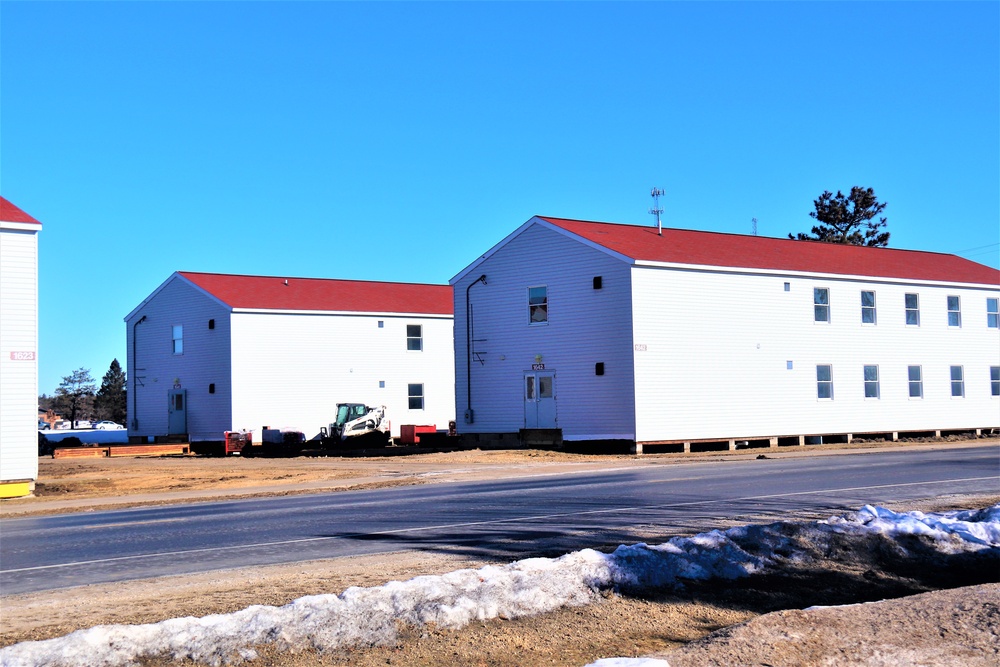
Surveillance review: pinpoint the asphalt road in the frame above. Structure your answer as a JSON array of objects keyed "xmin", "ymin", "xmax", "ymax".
[{"xmin": 2, "ymin": 446, "xmax": 997, "ymax": 595}]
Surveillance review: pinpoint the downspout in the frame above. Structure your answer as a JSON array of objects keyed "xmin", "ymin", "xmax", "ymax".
[
  {"xmin": 131, "ymin": 315, "xmax": 146, "ymax": 430},
  {"xmin": 464, "ymin": 275, "xmax": 487, "ymax": 423}
]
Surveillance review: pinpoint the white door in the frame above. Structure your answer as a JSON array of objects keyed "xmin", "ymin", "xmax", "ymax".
[
  {"xmin": 168, "ymin": 389, "xmax": 187, "ymax": 435},
  {"xmin": 523, "ymin": 371, "xmax": 556, "ymax": 428}
]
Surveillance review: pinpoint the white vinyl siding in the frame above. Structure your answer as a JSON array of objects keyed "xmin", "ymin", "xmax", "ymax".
[
  {"xmin": 453, "ymin": 223, "xmax": 636, "ymax": 440},
  {"xmin": 127, "ymin": 277, "xmax": 232, "ymax": 441},
  {"xmin": 631, "ymin": 271, "xmax": 1000, "ymax": 441},
  {"xmin": 231, "ymin": 312, "xmax": 453, "ymax": 439},
  {"xmin": 0, "ymin": 226, "xmax": 40, "ymax": 486}
]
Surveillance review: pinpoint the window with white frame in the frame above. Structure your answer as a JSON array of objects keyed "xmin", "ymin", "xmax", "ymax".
[
  {"xmin": 863, "ymin": 365, "xmax": 880, "ymax": 398},
  {"xmin": 950, "ymin": 365, "xmax": 964, "ymax": 397},
  {"xmin": 814, "ymin": 288, "xmax": 830, "ymax": 322},
  {"xmin": 905, "ymin": 293, "xmax": 920, "ymax": 326},
  {"xmin": 861, "ymin": 291, "xmax": 876, "ymax": 324},
  {"xmin": 816, "ymin": 365, "xmax": 833, "ymax": 399},
  {"xmin": 528, "ymin": 286, "xmax": 548, "ymax": 324},
  {"xmin": 172, "ymin": 325, "xmax": 183, "ymax": 355},
  {"xmin": 908, "ymin": 365, "xmax": 923, "ymax": 398},
  {"xmin": 988, "ymin": 298, "xmax": 999, "ymax": 328},
  {"xmin": 406, "ymin": 324, "xmax": 422, "ymax": 351},
  {"xmin": 991, "ymin": 366, "xmax": 1000, "ymax": 397},
  {"xmin": 947, "ymin": 296, "xmax": 961, "ymax": 327},
  {"xmin": 408, "ymin": 383, "xmax": 424, "ymax": 410}
]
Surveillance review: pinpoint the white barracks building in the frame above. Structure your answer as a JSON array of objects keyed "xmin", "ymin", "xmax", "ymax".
[
  {"xmin": 126, "ymin": 272, "xmax": 454, "ymax": 443},
  {"xmin": 451, "ymin": 216, "xmax": 1000, "ymax": 452},
  {"xmin": 0, "ymin": 198, "xmax": 43, "ymax": 497}
]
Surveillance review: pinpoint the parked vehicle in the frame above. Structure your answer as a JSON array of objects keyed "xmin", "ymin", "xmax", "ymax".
[
  {"xmin": 38, "ymin": 421, "xmax": 51, "ymax": 430},
  {"xmin": 321, "ymin": 404, "xmax": 392, "ymax": 446},
  {"xmin": 93, "ymin": 421, "xmax": 125, "ymax": 430}
]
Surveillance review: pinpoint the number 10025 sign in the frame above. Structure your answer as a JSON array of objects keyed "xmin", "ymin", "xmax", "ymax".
[{"xmin": 10, "ymin": 351, "xmax": 36, "ymax": 360}]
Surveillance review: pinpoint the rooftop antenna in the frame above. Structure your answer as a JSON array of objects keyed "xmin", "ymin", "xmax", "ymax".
[
  {"xmin": 649, "ymin": 187, "xmax": 664, "ymax": 236},
  {"xmin": 752, "ymin": 217, "xmax": 758, "ymax": 236}
]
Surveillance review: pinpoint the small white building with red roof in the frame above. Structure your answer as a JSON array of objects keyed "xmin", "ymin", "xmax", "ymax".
[
  {"xmin": 451, "ymin": 216, "xmax": 1000, "ymax": 452},
  {"xmin": 125, "ymin": 272, "xmax": 454, "ymax": 444},
  {"xmin": 1, "ymin": 197, "xmax": 43, "ymax": 497}
]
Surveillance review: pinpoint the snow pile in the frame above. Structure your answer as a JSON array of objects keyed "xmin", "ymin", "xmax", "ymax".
[{"xmin": 2, "ymin": 504, "xmax": 997, "ymax": 667}]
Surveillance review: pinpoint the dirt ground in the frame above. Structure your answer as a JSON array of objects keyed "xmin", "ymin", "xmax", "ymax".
[{"xmin": 2, "ymin": 440, "xmax": 999, "ymax": 666}]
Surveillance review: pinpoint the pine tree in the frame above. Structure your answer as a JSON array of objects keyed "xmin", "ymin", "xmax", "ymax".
[
  {"xmin": 789, "ymin": 186, "xmax": 889, "ymax": 247},
  {"xmin": 55, "ymin": 368, "xmax": 96, "ymax": 427},
  {"xmin": 95, "ymin": 359, "xmax": 128, "ymax": 425}
]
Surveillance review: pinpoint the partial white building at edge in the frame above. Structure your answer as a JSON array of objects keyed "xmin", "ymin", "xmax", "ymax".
[
  {"xmin": 0, "ymin": 197, "xmax": 42, "ymax": 497},
  {"xmin": 451, "ymin": 215, "xmax": 1000, "ymax": 452},
  {"xmin": 124, "ymin": 272, "xmax": 455, "ymax": 443}
]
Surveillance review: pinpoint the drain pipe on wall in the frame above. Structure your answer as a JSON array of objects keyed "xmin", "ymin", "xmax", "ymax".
[
  {"xmin": 131, "ymin": 315, "xmax": 146, "ymax": 430},
  {"xmin": 464, "ymin": 274, "xmax": 487, "ymax": 423}
]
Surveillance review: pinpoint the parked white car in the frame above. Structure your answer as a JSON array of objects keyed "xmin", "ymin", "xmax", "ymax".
[{"xmin": 93, "ymin": 421, "xmax": 125, "ymax": 430}]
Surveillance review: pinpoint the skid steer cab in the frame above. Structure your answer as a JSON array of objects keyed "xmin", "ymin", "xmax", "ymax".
[{"xmin": 321, "ymin": 403, "xmax": 392, "ymax": 447}]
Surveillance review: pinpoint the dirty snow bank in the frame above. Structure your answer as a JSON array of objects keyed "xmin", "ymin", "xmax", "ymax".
[{"xmin": 2, "ymin": 505, "xmax": 998, "ymax": 667}]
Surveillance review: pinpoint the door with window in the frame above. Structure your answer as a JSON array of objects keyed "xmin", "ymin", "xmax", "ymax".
[
  {"xmin": 168, "ymin": 389, "xmax": 187, "ymax": 435},
  {"xmin": 523, "ymin": 371, "xmax": 556, "ymax": 428}
]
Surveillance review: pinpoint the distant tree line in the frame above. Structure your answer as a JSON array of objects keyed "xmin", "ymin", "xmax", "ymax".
[{"xmin": 39, "ymin": 359, "xmax": 127, "ymax": 426}]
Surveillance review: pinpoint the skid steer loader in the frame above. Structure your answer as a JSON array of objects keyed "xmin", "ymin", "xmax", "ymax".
[{"xmin": 321, "ymin": 403, "xmax": 392, "ymax": 447}]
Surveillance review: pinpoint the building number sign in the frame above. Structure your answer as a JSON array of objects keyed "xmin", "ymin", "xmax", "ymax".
[
  {"xmin": 9, "ymin": 351, "xmax": 35, "ymax": 360},
  {"xmin": 531, "ymin": 363, "xmax": 545, "ymax": 370}
]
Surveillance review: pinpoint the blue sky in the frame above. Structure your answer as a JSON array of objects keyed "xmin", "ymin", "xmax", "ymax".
[{"xmin": 2, "ymin": 1, "xmax": 998, "ymax": 395}]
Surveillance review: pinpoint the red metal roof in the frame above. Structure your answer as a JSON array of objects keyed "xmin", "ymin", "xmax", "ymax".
[
  {"xmin": 178, "ymin": 272, "xmax": 453, "ymax": 315},
  {"xmin": 540, "ymin": 217, "xmax": 1000, "ymax": 285},
  {"xmin": 0, "ymin": 197, "xmax": 41, "ymax": 225}
]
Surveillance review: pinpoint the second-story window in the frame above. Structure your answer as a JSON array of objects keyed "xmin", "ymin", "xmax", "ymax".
[
  {"xmin": 861, "ymin": 291, "xmax": 876, "ymax": 324},
  {"xmin": 172, "ymin": 325, "xmax": 183, "ymax": 355},
  {"xmin": 529, "ymin": 286, "xmax": 548, "ymax": 324},
  {"xmin": 406, "ymin": 324, "xmax": 423, "ymax": 351},
  {"xmin": 947, "ymin": 296, "xmax": 961, "ymax": 327},
  {"xmin": 905, "ymin": 293, "xmax": 920, "ymax": 326},
  {"xmin": 988, "ymin": 298, "xmax": 999, "ymax": 328},
  {"xmin": 814, "ymin": 288, "xmax": 830, "ymax": 323}
]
